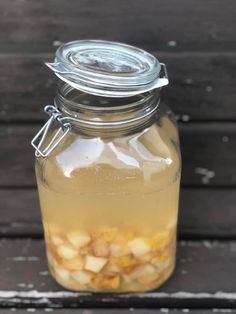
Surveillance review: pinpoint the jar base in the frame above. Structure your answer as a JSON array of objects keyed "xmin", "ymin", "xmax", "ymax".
[{"xmin": 49, "ymin": 261, "xmax": 175, "ymax": 293}]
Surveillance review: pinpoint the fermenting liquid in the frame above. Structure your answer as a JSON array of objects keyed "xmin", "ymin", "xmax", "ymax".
[{"xmin": 36, "ymin": 117, "xmax": 180, "ymax": 292}]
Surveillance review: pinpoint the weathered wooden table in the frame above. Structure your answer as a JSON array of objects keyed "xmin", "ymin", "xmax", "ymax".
[{"xmin": 0, "ymin": 0, "xmax": 236, "ymax": 312}]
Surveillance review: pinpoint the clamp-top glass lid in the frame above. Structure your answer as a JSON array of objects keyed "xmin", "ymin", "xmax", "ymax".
[{"xmin": 46, "ymin": 40, "xmax": 168, "ymax": 97}]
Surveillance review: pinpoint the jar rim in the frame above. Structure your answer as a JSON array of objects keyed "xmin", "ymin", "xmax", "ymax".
[
  {"xmin": 55, "ymin": 83, "xmax": 160, "ymax": 128},
  {"xmin": 56, "ymin": 82, "xmax": 157, "ymax": 113},
  {"xmin": 46, "ymin": 40, "xmax": 169, "ymax": 97}
]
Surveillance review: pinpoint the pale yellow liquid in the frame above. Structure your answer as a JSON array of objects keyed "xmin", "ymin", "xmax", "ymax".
[{"xmin": 36, "ymin": 117, "xmax": 181, "ymax": 292}]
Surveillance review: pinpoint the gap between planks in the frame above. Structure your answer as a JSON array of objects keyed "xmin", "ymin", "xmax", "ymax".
[{"xmin": 1, "ymin": 42, "xmax": 236, "ymax": 54}]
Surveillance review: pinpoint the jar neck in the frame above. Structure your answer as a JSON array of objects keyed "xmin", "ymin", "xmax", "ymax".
[{"xmin": 54, "ymin": 81, "xmax": 161, "ymax": 136}]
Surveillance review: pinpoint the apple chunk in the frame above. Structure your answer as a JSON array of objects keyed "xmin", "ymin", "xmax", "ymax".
[
  {"xmin": 51, "ymin": 235, "xmax": 64, "ymax": 246},
  {"xmin": 62, "ymin": 256, "xmax": 84, "ymax": 271},
  {"xmin": 84, "ymin": 255, "xmax": 108, "ymax": 273},
  {"xmin": 72, "ymin": 270, "xmax": 92, "ymax": 285},
  {"xmin": 57, "ymin": 244, "xmax": 78, "ymax": 260},
  {"xmin": 54, "ymin": 266, "xmax": 70, "ymax": 281},
  {"xmin": 92, "ymin": 238, "xmax": 109, "ymax": 257},
  {"xmin": 128, "ymin": 238, "xmax": 150, "ymax": 257},
  {"xmin": 67, "ymin": 231, "xmax": 91, "ymax": 249}
]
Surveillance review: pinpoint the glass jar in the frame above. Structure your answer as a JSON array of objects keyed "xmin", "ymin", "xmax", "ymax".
[{"xmin": 31, "ymin": 40, "xmax": 181, "ymax": 292}]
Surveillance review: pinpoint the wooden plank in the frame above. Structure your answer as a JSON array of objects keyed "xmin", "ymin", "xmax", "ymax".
[
  {"xmin": 0, "ymin": 53, "xmax": 52, "ymax": 122},
  {"xmin": 1, "ymin": 52, "xmax": 236, "ymax": 122},
  {"xmin": 0, "ymin": 0, "xmax": 236, "ymax": 47},
  {"xmin": 0, "ymin": 239, "xmax": 235, "ymax": 308},
  {"xmin": 0, "ymin": 123, "xmax": 235, "ymax": 187},
  {"xmin": 0, "ymin": 188, "xmax": 41, "ymax": 236},
  {"xmin": 161, "ymin": 53, "xmax": 236, "ymax": 121},
  {"xmin": 180, "ymin": 123, "xmax": 236, "ymax": 186},
  {"xmin": 179, "ymin": 188, "xmax": 236, "ymax": 239},
  {"xmin": 0, "ymin": 188, "xmax": 235, "ymax": 238}
]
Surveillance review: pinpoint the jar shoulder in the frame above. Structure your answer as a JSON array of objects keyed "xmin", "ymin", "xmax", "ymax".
[{"xmin": 36, "ymin": 113, "xmax": 181, "ymax": 192}]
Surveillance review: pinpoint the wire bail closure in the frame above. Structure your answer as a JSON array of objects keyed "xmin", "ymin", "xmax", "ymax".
[{"xmin": 31, "ymin": 105, "xmax": 71, "ymax": 158}]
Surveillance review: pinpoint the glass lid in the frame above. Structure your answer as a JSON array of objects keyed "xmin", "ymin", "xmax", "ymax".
[{"xmin": 46, "ymin": 40, "xmax": 168, "ymax": 97}]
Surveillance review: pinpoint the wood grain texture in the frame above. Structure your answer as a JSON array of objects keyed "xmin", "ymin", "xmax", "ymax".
[
  {"xmin": 0, "ymin": 123, "xmax": 235, "ymax": 187},
  {"xmin": 1, "ymin": 52, "xmax": 236, "ymax": 122},
  {"xmin": 0, "ymin": 239, "xmax": 235, "ymax": 308},
  {"xmin": 178, "ymin": 188, "xmax": 236, "ymax": 239},
  {"xmin": 0, "ymin": 188, "xmax": 235, "ymax": 238},
  {"xmin": 180, "ymin": 123, "xmax": 236, "ymax": 186},
  {"xmin": 0, "ymin": 0, "xmax": 236, "ymax": 47}
]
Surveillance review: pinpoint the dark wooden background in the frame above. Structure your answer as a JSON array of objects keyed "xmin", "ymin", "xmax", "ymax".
[{"xmin": 0, "ymin": 0, "xmax": 236, "ymax": 313}]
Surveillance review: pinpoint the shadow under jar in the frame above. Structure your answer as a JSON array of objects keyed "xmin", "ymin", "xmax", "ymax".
[{"xmin": 32, "ymin": 40, "xmax": 181, "ymax": 292}]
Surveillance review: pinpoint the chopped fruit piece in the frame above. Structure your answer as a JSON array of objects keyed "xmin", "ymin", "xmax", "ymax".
[
  {"xmin": 114, "ymin": 255, "xmax": 139, "ymax": 270},
  {"xmin": 151, "ymin": 256, "xmax": 161, "ymax": 267},
  {"xmin": 52, "ymin": 248, "xmax": 65, "ymax": 265},
  {"xmin": 80, "ymin": 245, "xmax": 90, "ymax": 255},
  {"xmin": 122, "ymin": 273, "xmax": 133, "ymax": 283},
  {"xmin": 128, "ymin": 264, "xmax": 156, "ymax": 280},
  {"xmin": 84, "ymin": 255, "xmax": 108, "ymax": 273},
  {"xmin": 106, "ymin": 263, "xmax": 122, "ymax": 273},
  {"xmin": 151, "ymin": 231, "xmax": 170, "ymax": 250},
  {"xmin": 92, "ymin": 239, "xmax": 109, "ymax": 257},
  {"xmin": 51, "ymin": 235, "xmax": 64, "ymax": 246},
  {"xmin": 67, "ymin": 232, "xmax": 91, "ymax": 249},
  {"xmin": 57, "ymin": 244, "xmax": 78, "ymax": 260},
  {"xmin": 110, "ymin": 244, "xmax": 122, "ymax": 257},
  {"xmin": 101, "ymin": 272, "xmax": 120, "ymax": 290},
  {"xmin": 102, "ymin": 228, "xmax": 118, "ymax": 242},
  {"xmin": 91, "ymin": 273, "xmax": 103, "ymax": 287},
  {"xmin": 159, "ymin": 253, "xmax": 170, "ymax": 262},
  {"xmin": 151, "ymin": 256, "xmax": 171, "ymax": 272},
  {"xmin": 139, "ymin": 252, "xmax": 153, "ymax": 262},
  {"xmin": 71, "ymin": 270, "xmax": 92, "ymax": 285},
  {"xmin": 114, "ymin": 255, "xmax": 131, "ymax": 268},
  {"xmin": 128, "ymin": 238, "xmax": 150, "ymax": 257},
  {"xmin": 160, "ymin": 258, "xmax": 172, "ymax": 272},
  {"xmin": 54, "ymin": 266, "xmax": 70, "ymax": 281},
  {"xmin": 62, "ymin": 256, "xmax": 84, "ymax": 271},
  {"xmin": 45, "ymin": 225, "xmax": 176, "ymax": 291},
  {"xmin": 137, "ymin": 272, "xmax": 160, "ymax": 285},
  {"xmin": 110, "ymin": 243, "xmax": 130, "ymax": 257},
  {"xmin": 161, "ymin": 258, "xmax": 172, "ymax": 270},
  {"xmin": 93, "ymin": 272, "xmax": 120, "ymax": 290}
]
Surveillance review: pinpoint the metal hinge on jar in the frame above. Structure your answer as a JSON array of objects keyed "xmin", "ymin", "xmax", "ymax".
[{"xmin": 31, "ymin": 105, "xmax": 71, "ymax": 157}]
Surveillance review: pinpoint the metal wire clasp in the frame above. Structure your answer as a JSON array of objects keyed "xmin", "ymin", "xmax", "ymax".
[{"xmin": 31, "ymin": 105, "xmax": 71, "ymax": 158}]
